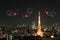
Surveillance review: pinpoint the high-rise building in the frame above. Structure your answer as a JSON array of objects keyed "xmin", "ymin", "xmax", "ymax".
[{"xmin": 31, "ymin": 21, "xmax": 37, "ymax": 30}]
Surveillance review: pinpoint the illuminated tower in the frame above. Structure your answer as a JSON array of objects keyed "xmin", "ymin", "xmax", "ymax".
[{"xmin": 36, "ymin": 11, "xmax": 44, "ymax": 37}]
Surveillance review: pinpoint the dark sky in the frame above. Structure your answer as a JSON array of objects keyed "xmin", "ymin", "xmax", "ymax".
[{"xmin": 0, "ymin": 0, "xmax": 60, "ymax": 25}]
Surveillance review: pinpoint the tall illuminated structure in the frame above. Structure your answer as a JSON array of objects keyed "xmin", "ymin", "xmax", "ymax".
[
  {"xmin": 36, "ymin": 11, "xmax": 44, "ymax": 37},
  {"xmin": 32, "ymin": 11, "xmax": 44, "ymax": 37}
]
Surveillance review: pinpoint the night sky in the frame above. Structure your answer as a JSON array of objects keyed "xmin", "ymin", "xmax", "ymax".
[{"xmin": 0, "ymin": 0, "xmax": 60, "ymax": 25}]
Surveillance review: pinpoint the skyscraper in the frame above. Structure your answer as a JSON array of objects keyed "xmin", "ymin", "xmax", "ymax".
[{"xmin": 31, "ymin": 21, "xmax": 36, "ymax": 30}]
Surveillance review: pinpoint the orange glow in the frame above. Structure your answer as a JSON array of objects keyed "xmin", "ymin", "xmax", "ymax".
[
  {"xmin": 36, "ymin": 11, "xmax": 44, "ymax": 37},
  {"xmin": 32, "ymin": 11, "xmax": 44, "ymax": 37}
]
